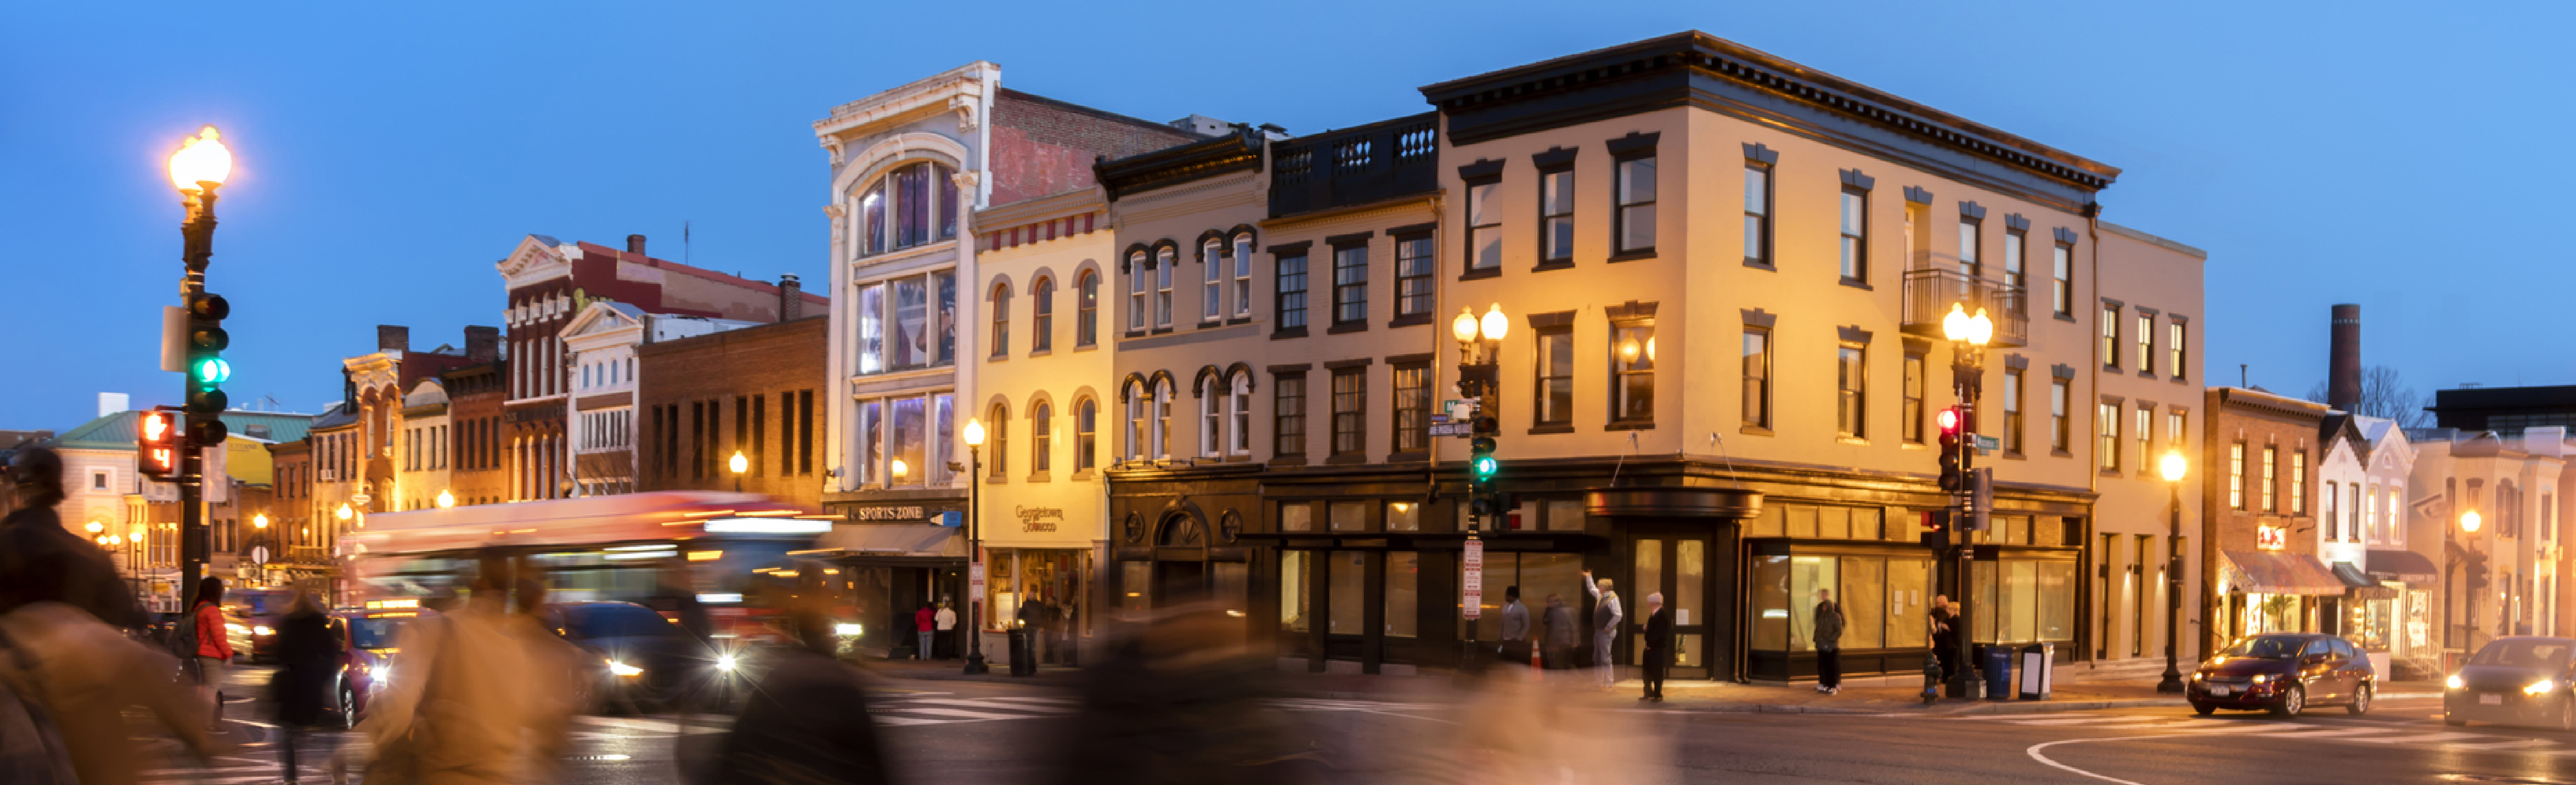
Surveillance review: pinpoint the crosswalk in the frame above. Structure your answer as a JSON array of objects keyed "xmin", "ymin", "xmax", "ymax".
[{"xmin": 1954, "ymin": 712, "xmax": 2576, "ymax": 754}]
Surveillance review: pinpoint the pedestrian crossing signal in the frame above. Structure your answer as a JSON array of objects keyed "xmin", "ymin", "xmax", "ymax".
[{"xmin": 137, "ymin": 408, "xmax": 181, "ymax": 480}]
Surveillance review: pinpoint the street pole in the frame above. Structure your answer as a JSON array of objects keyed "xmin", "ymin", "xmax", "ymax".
[
  {"xmin": 1950, "ymin": 366, "xmax": 1977, "ymax": 699},
  {"xmin": 2156, "ymin": 479, "xmax": 2186, "ymax": 692},
  {"xmin": 964, "ymin": 443, "xmax": 989, "ymax": 675},
  {"xmin": 177, "ymin": 182, "xmax": 219, "ymax": 608}
]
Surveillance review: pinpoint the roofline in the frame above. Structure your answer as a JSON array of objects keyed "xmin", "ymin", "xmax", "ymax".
[
  {"xmin": 2101, "ymin": 220, "xmax": 2209, "ymax": 260},
  {"xmin": 995, "ymin": 87, "xmax": 1202, "ymax": 140},
  {"xmin": 1094, "ymin": 127, "xmax": 1265, "ymax": 200}
]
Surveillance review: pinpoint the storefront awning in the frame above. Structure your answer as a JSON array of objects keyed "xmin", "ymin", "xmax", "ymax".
[
  {"xmin": 790, "ymin": 524, "xmax": 967, "ymax": 561},
  {"xmin": 2365, "ymin": 548, "xmax": 2440, "ymax": 584},
  {"xmin": 2220, "ymin": 550, "xmax": 2346, "ymax": 595},
  {"xmin": 2330, "ymin": 561, "xmax": 2401, "ymax": 599}
]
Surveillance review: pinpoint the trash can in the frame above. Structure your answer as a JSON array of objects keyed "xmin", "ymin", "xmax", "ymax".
[
  {"xmin": 1980, "ymin": 645, "xmax": 2014, "ymax": 700},
  {"xmin": 1007, "ymin": 627, "xmax": 1036, "ymax": 677},
  {"xmin": 2018, "ymin": 642, "xmax": 2055, "ymax": 700}
]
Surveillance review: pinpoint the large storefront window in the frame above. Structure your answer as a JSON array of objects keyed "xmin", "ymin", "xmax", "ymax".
[
  {"xmin": 1386, "ymin": 552, "xmax": 1419, "ymax": 638},
  {"xmin": 852, "ymin": 392, "xmax": 954, "ymax": 488},
  {"xmin": 984, "ymin": 548, "xmax": 1088, "ymax": 635},
  {"xmin": 1329, "ymin": 551, "xmax": 1366, "ymax": 634},
  {"xmin": 853, "ymin": 270, "xmax": 958, "ymax": 375},
  {"xmin": 1972, "ymin": 558, "xmax": 2077, "ymax": 644},
  {"xmin": 1281, "ymin": 551, "xmax": 1310, "ymax": 632},
  {"xmin": 1461, "ymin": 553, "xmax": 1586, "ymax": 641},
  {"xmin": 1752, "ymin": 552, "xmax": 1938, "ymax": 653}
]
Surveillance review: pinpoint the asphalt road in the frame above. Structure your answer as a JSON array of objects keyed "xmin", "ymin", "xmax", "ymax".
[{"xmin": 146, "ymin": 669, "xmax": 2575, "ymax": 784}]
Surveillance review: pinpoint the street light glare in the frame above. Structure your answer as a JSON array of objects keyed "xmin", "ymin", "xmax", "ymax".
[
  {"xmin": 167, "ymin": 125, "xmax": 232, "ymax": 191},
  {"xmin": 1451, "ymin": 308, "xmax": 1479, "ymax": 344},
  {"xmin": 337, "ymin": 503, "xmax": 353, "ymax": 520},
  {"xmin": 1480, "ymin": 303, "xmax": 1510, "ymax": 342},
  {"xmin": 253, "ymin": 514, "xmax": 268, "ymax": 529},
  {"xmin": 1968, "ymin": 308, "xmax": 1994, "ymax": 346},
  {"xmin": 962, "ymin": 418, "xmax": 986, "ymax": 447},
  {"xmin": 729, "ymin": 450, "xmax": 749, "ymax": 475},
  {"xmin": 436, "ymin": 490, "xmax": 455, "ymax": 508},
  {"xmin": 2159, "ymin": 451, "xmax": 2188, "ymax": 482},
  {"xmin": 2461, "ymin": 509, "xmax": 2482, "ymax": 533},
  {"xmin": 1941, "ymin": 303, "xmax": 1970, "ymax": 342}
]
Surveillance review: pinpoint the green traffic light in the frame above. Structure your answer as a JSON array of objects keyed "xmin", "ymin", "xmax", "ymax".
[
  {"xmin": 1472, "ymin": 455, "xmax": 1498, "ymax": 480},
  {"xmin": 193, "ymin": 357, "xmax": 230, "ymax": 385}
]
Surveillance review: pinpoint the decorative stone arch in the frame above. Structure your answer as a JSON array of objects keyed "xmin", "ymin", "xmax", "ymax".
[
  {"xmin": 1025, "ymin": 265, "xmax": 1063, "ymax": 294},
  {"xmin": 1155, "ymin": 497, "xmax": 1212, "ymax": 548},
  {"xmin": 1069, "ymin": 258, "xmax": 1105, "ymax": 290},
  {"xmin": 1119, "ymin": 244, "xmax": 1154, "ymax": 274},
  {"xmin": 1117, "ymin": 373, "xmax": 1151, "ymax": 403},
  {"xmin": 832, "ymin": 132, "xmax": 972, "ymax": 196},
  {"xmin": 1149, "ymin": 239, "xmax": 1181, "ymax": 268},
  {"xmin": 1225, "ymin": 361, "xmax": 1258, "ymax": 391},
  {"xmin": 1192, "ymin": 229, "xmax": 1230, "ymax": 264},
  {"xmin": 1145, "ymin": 369, "xmax": 1177, "ymax": 396},
  {"xmin": 1190, "ymin": 365, "xmax": 1228, "ymax": 398},
  {"xmin": 1022, "ymin": 388, "xmax": 1059, "ymax": 418}
]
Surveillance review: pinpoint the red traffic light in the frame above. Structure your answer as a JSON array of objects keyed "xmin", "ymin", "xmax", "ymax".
[{"xmin": 1936, "ymin": 408, "xmax": 1961, "ymax": 434}]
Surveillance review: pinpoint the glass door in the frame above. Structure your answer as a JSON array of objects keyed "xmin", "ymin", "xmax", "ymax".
[{"xmin": 1630, "ymin": 535, "xmax": 1711, "ymax": 679}]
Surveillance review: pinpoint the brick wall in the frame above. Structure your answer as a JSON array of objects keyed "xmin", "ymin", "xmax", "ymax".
[
  {"xmin": 990, "ymin": 90, "xmax": 1200, "ymax": 206},
  {"xmin": 636, "ymin": 317, "xmax": 828, "ymax": 508}
]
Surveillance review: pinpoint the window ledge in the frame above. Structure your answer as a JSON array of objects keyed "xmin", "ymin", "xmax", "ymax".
[
  {"xmin": 1606, "ymin": 420, "xmax": 1657, "ymax": 432},
  {"xmin": 1607, "ymin": 249, "xmax": 1656, "ymax": 263},
  {"xmin": 1532, "ymin": 260, "xmax": 1576, "ymax": 273},
  {"xmin": 2104, "ymin": 365, "xmax": 2121, "ymax": 373},
  {"xmin": 2099, "ymin": 468, "xmax": 2124, "ymax": 478},
  {"xmin": 1837, "ymin": 436, "xmax": 1870, "ymax": 446},
  {"xmin": 983, "ymin": 475, "xmax": 1009, "ymax": 485},
  {"xmin": 1271, "ymin": 328, "xmax": 1309, "ymax": 341},
  {"xmin": 1387, "ymin": 450, "xmax": 1429, "ymax": 464},
  {"xmin": 1325, "ymin": 453, "xmax": 1367, "ymax": 465},
  {"xmin": 1271, "ymin": 456, "xmax": 1308, "ymax": 467},
  {"xmin": 1743, "ymin": 259, "xmax": 1777, "ymax": 272},
  {"xmin": 1152, "ymin": 327, "xmax": 1175, "ymax": 335},
  {"xmin": 1026, "ymin": 349, "xmax": 1053, "ymax": 359},
  {"xmin": 1071, "ymin": 469, "xmax": 1097, "ymax": 481},
  {"xmin": 2001, "ymin": 450, "xmax": 2027, "ymax": 460},
  {"xmin": 1025, "ymin": 472, "xmax": 1050, "ymax": 483},
  {"xmin": 1227, "ymin": 316, "xmax": 1255, "ymax": 326},
  {"xmin": 1387, "ymin": 313, "xmax": 1433, "ymax": 329},
  {"xmin": 2171, "ymin": 376, "xmax": 2191, "ymax": 384},
  {"xmin": 1839, "ymin": 277, "xmax": 1874, "ymax": 291},
  {"xmin": 1326, "ymin": 322, "xmax": 1369, "ymax": 335},
  {"xmin": 2052, "ymin": 449, "xmax": 2074, "ymax": 458},
  {"xmin": 988, "ymin": 353, "xmax": 1008, "ymax": 362},
  {"xmin": 1073, "ymin": 342, "xmax": 1099, "ymax": 352},
  {"xmin": 1197, "ymin": 319, "xmax": 1225, "ymax": 330},
  {"xmin": 1122, "ymin": 331, "xmax": 1148, "ymax": 340},
  {"xmin": 2137, "ymin": 370, "xmax": 2157, "ymax": 379},
  {"xmin": 1899, "ymin": 441, "xmax": 1927, "ymax": 450},
  {"xmin": 2055, "ymin": 313, "xmax": 2078, "ymax": 323},
  {"xmin": 1459, "ymin": 267, "xmax": 1503, "ymax": 281},
  {"xmin": 1224, "ymin": 453, "xmax": 1255, "ymax": 463},
  {"xmin": 1529, "ymin": 424, "xmax": 1576, "ymax": 435}
]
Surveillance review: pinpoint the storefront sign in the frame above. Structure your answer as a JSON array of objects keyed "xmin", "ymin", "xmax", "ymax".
[
  {"xmin": 1462, "ymin": 538, "xmax": 1484, "ymax": 620},
  {"xmin": 968, "ymin": 562, "xmax": 986, "ymax": 602},
  {"xmin": 848, "ymin": 505, "xmax": 926, "ymax": 522},
  {"xmin": 2257, "ymin": 524, "xmax": 2286, "ymax": 550},
  {"xmin": 1015, "ymin": 506, "xmax": 1064, "ymax": 533}
]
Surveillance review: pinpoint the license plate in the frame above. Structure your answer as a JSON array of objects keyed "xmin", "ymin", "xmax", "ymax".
[
  {"xmin": 2208, "ymin": 685, "xmax": 2233, "ymax": 696},
  {"xmin": 2480, "ymin": 694, "xmax": 2504, "ymax": 705}
]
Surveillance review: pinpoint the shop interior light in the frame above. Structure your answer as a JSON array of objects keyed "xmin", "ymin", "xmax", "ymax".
[{"xmin": 696, "ymin": 593, "xmax": 745, "ymax": 604}]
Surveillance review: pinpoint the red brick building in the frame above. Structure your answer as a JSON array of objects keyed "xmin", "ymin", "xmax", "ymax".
[
  {"xmin": 637, "ymin": 316, "xmax": 828, "ymax": 508},
  {"xmin": 2202, "ymin": 386, "xmax": 2334, "ymax": 653},
  {"xmin": 442, "ymin": 360, "xmax": 508, "ymax": 506}
]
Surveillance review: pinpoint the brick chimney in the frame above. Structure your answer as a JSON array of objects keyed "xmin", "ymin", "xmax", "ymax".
[
  {"xmin": 2327, "ymin": 304, "xmax": 2361, "ymax": 410},
  {"xmin": 626, "ymin": 234, "xmax": 647, "ymax": 256},
  {"xmin": 464, "ymin": 326, "xmax": 501, "ymax": 362},
  {"xmin": 778, "ymin": 274, "xmax": 802, "ymax": 322},
  {"xmin": 377, "ymin": 325, "xmax": 411, "ymax": 354}
]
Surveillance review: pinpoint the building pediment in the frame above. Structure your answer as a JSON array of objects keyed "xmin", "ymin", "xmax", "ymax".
[
  {"xmin": 563, "ymin": 301, "xmax": 645, "ymax": 344},
  {"xmin": 813, "ymin": 60, "xmax": 998, "ymax": 143},
  {"xmin": 498, "ymin": 234, "xmax": 573, "ymax": 289}
]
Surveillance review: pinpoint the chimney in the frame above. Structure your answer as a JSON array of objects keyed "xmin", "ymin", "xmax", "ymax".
[
  {"xmin": 2327, "ymin": 304, "xmax": 2361, "ymax": 410},
  {"xmin": 464, "ymin": 326, "xmax": 501, "ymax": 362},
  {"xmin": 626, "ymin": 234, "xmax": 647, "ymax": 256},
  {"xmin": 377, "ymin": 325, "xmax": 411, "ymax": 354},
  {"xmin": 778, "ymin": 274, "xmax": 803, "ymax": 322},
  {"xmin": 98, "ymin": 392, "xmax": 129, "ymax": 418}
]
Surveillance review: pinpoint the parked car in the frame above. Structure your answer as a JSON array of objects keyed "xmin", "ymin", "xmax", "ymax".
[
  {"xmin": 2188, "ymin": 633, "xmax": 2376, "ymax": 718},
  {"xmin": 2443, "ymin": 637, "xmax": 2575, "ymax": 730},
  {"xmin": 537, "ymin": 601, "xmax": 744, "ymax": 713},
  {"xmin": 325, "ymin": 601, "xmax": 440, "ymax": 729}
]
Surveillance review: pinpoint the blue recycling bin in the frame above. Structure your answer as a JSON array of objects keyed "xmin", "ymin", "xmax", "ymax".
[{"xmin": 1980, "ymin": 645, "xmax": 2014, "ymax": 700}]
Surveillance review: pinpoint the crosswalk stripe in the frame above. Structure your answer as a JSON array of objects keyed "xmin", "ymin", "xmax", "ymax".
[
  {"xmin": 892, "ymin": 706, "xmax": 1048, "ymax": 721},
  {"xmin": 2234, "ymin": 727, "xmax": 2402, "ymax": 740},
  {"xmin": 2441, "ymin": 738, "xmax": 2558, "ymax": 750},
  {"xmin": 2337, "ymin": 732, "xmax": 2489, "ymax": 745},
  {"xmin": 874, "ymin": 715, "xmax": 949, "ymax": 726},
  {"xmin": 907, "ymin": 698, "xmax": 1076, "ymax": 713}
]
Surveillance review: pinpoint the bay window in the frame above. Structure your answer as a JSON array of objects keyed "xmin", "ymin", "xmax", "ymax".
[{"xmin": 852, "ymin": 161, "xmax": 960, "ymax": 258}]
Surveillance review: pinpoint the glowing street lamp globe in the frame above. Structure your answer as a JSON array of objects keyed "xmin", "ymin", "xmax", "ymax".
[
  {"xmin": 168, "ymin": 126, "xmax": 234, "ymax": 192},
  {"xmin": 962, "ymin": 419, "xmax": 986, "ymax": 447},
  {"xmin": 729, "ymin": 451, "xmax": 749, "ymax": 476},
  {"xmin": 2159, "ymin": 451, "xmax": 2188, "ymax": 483},
  {"xmin": 1479, "ymin": 303, "xmax": 1510, "ymax": 342},
  {"xmin": 2461, "ymin": 510, "xmax": 2482, "ymax": 533}
]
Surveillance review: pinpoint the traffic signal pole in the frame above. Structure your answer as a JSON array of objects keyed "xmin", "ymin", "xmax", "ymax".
[
  {"xmin": 176, "ymin": 184, "xmax": 223, "ymax": 608},
  {"xmin": 1947, "ymin": 362, "xmax": 1984, "ymax": 699}
]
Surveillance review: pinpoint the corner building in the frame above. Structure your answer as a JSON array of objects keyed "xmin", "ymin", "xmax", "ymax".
[{"xmin": 1097, "ymin": 32, "xmax": 2210, "ymax": 682}]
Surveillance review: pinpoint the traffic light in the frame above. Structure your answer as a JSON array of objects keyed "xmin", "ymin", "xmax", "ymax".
[
  {"xmin": 183, "ymin": 292, "xmax": 231, "ymax": 445},
  {"xmin": 1470, "ymin": 436, "xmax": 1499, "ymax": 483},
  {"xmin": 137, "ymin": 408, "xmax": 182, "ymax": 480},
  {"xmin": 1965, "ymin": 467, "xmax": 1993, "ymax": 532},
  {"xmin": 1937, "ymin": 406, "xmax": 1964, "ymax": 491}
]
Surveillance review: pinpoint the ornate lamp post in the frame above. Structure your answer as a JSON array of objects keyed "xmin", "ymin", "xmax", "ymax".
[
  {"xmin": 2156, "ymin": 451, "xmax": 2189, "ymax": 692},
  {"xmin": 1939, "ymin": 302, "xmax": 1993, "ymax": 698},
  {"xmin": 960, "ymin": 419, "xmax": 989, "ymax": 674},
  {"xmin": 167, "ymin": 126, "xmax": 233, "ymax": 603}
]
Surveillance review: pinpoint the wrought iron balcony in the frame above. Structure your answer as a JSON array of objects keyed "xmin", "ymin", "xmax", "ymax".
[
  {"xmin": 1901, "ymin": 266, "xmax": 2029, "ymax": 347},
  {"xmin": 1267, "ymin": 112, "xmax": 1437, "ymax": 219}
]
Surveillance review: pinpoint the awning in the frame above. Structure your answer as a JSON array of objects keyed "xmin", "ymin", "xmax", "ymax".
[
  {"xmin": 2366, "ymin": 548, "xmax": 2441, "ymax": 584},
  {"xmin": 790, "ymin": 524, "xmax": 966, "ymax": 562},
  {"xmin": 2330, "ymin": 561, "xmax": 2401, "ymax": 599},
  {"xmin": 2220, "ymin": 550, "xmax": 2347, "ymax": 596}
]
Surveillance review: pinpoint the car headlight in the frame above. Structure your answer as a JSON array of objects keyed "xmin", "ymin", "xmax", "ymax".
[
  {"xmin": 370, "ymin": 665, "xmax": 390, "ymax": 684},
  {"xmin": 253, "ymin": 625, "xmax": 274, "ymax": 636},
  {"xmin": 716, "ymin": 654, "xmax": 738, "ymax": 672},
  {"xmin": 606, "ymin": 660, "xmax": 644, "ymax": 677},
  {"xmin": 2446, "ymin": 674, "xmax": 2466, "ymax": 690},
  {"xmin": 2525, "ymin": 679, "xmax": 2557, "ymax": 695},
  {"xmin": 2190, "ymin": 672, "xmax": 2204, "ymax": 681},
  {"xmin": 834, "ymin": 623, "xmax": 863, "ymax": 637},
  {"xmin": 225, "ymin": 623, "xmax": 248, "ymax": 633},
  {"xmin": 2249, "ymin": 674, "xmax": 2271, "ymax": 684}
]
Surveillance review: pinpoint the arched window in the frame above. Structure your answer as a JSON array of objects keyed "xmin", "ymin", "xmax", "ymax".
[
  {"xmin": 1124, "ymin": 382, "xmax": 1147, "ymax": 461},
  {"xmin": 987, "ymin": 403, "xmax": 1009, "ymax": 480},
  {"xmin": 1155, "ymin": 378, "xmax": 1174, "ymax": 459},
  {"xmin": 1031, "ymin": 276, "xmax": 1056, "ymax": 353},
  {"xmin": 1232, "ymin": 234, "xmax": 1255, "ymax": 319},
  {"xmin": 853, "ymin": 161, "xmax": 960, "ymax": 257},
  {"xmin": 1154, "ymin": 247, "xmax": 1176, "ymax": 328},
  {"xmin": 1201, "ymin": 375, "xmax": 1223, "ymax": 458},
  {"xmin": 1230, "ymin": 372, "xmax": 1252, "ymax": 455},
  {"xmin": 1125, "ymin": 254, "xmax": 1148, "ymax": 332},
  {"xmin": 1202, "ymin": 238, "xmax": 1225, "ymax": 322},
  {"xmin": 1075, "ymin": 398, "xmax": 1098, "ymax": 472},
  {"xmin": 1032, "ymin": 401, "xmax": 1053, "ymax": 474},
  {"xmin": 989, "ymin": 281, "xmax": 1011, "ymax": 358},
  {"xmin": 1076, "ymin": 270, "xmax": 1099, "ymax": 347}
]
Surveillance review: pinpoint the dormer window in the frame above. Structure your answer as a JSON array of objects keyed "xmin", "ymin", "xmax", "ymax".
[{"xmin": 854, "ymin": 161, "xmax": 960, "ymax": 258}]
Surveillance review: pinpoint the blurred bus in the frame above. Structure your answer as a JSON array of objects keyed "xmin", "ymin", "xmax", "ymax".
[{"xmin": 341, "ymin": 491, "xmax": 832, "ymax": 643}]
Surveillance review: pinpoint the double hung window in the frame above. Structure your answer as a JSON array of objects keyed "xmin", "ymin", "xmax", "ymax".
[
  {"xmin": 1031, "ymin": 277, "xmax": 1054, "ymax": 353},
  {"xmin": 1741, "ymin": 329, "xmax": 1772, "ymax": 429},
  {"xmin": 1394, "ymin": 363, "xmax": 1430, "ymax": 453},
  {"xmin": 1616, "ymin": 155, "xmax": 1657, "ymax": 254},
  {"xmin": 1276, "ymin": 251, "xmax": 1310, "ymax": 331},
  {"xmin": 1836, "ymin": 344, "xmax": 1866, "ymax": 439},
  {"xmin": 1154, "ymin": 247, "xmax": 1175, "ymax": 328},
  {"xmin": 1839, "ymin": 188, "xmax": 1867, "ymax": 281},
  {"xmin": 1395, "ymin": 236, "xmax": 1434, "ymax": 319},
  {"xmin": 1076, "ymin": 271, "xmax": 1099, "ymax": 347},
  {"xmin": 1232, "ymin": 236, "xmax": 1254, "ymax": 319},
  {"xmin": 852, "ymin": 270, "xmax": 956, "ymax": 374},
  {"xmin": 1612, "ymin": 323, "xmax": 1656, "ymax": 424},
  {"xmin": 1540, "ymin": 168, "xmax": 1575, "ymax": 264},
  {"xmin": 1331, "ymin": 368, "xmax": 1366, "ymax": 457},
  {"xmin": 1537, "ymin": 327, "xmax": 1575, "ymax": 427},
  {"xmin": 1202, "ymin": 240, "xmax": 1225, "ymax": 322},
  {"xmin": 1332, "ymin": 244, "xmax": 1367, "ymax": 325},
  {"xmin": 1467, "ymin": 180, "xmax": 1502, "ymax": 273},
  {"xmin": 1742, "ymin": 165, "xmax": 1771, "ymax": 265},
  {"xmin": 1275, "ymin": 373, "xmax": 1308, "ymax": 459}
]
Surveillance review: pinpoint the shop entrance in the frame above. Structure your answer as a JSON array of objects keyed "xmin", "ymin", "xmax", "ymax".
[
  {"xmin": 1627, "ymin": 527, "xmax": 1719, "ymax": 680},
  {"xmin": 1154, "ymin": 560, "xmax": 1208, "ymax": 608}
]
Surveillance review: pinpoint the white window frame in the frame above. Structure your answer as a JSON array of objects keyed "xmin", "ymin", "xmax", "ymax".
[
  {"xmin": 1155, "ymin": 248, "xmax": 1175, "ymax": 328},
  {"xmin": 1229, "ymin": 373, "xmax": 1252, "ymax": 455},
  {"xmin": 1232, "ymin": 236, "xmax": 1254, "ymax": 319},
  {"xmin": 1201, "ymin": 376, "xmax": 1222, "ymax": 458},
  {"xmin": 1202, "ymin": 240, "xmax": 1224, "ymax": 322},
  {"xmin": 1126, "ymin": 253, "xmax": 1148, "ymax": 332}
]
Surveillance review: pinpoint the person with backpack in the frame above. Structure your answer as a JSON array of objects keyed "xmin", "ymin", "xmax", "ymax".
[
  {"xmin": 181, "ymin": 576, "xmax": 234, "ymax": 729},
  {"xmin": 0, "ymin": 519, "xmax": 227, "ymax": 784}
]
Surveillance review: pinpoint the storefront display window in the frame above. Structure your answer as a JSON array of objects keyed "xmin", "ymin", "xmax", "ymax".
[
  {"xmin": 1281, "ymin": 502, "xmax": 1313, "ymax": 532},
  {"xmin": 1387, "ymin": 501, "xmax": 1420, "ymax": 531},
  {"xmin": 1745, "ymin": 503, "xmax": 1890, "ymax": 540},
  {"xmin": 1330, "ymin": 501, "xmax": 1368, "ymax": 531},
  {"xmin": 1751, "ymin": 555, "xmax": 1789, "ymax": 650},
  {"xmin": 1973, "ymin": 558, "xmax": 2076, "ymax": 644},
  {"xmin": 2347, "ymin": 595, "xmax": 2392, "ymax": 652},
  {"xmin": 1459, "ymin": 553, "xmax": 1586, "ymax": 642},
  {"xmin": 984, "ymin": 548, "xmax": 1087, "ymax": 634},
  {"xmin": 1788, "ymin": 556, "xmax": 1836, "ymax": 651},
  {"xmin": 1386, "ymin": 552, "xmax": 1418, "ymax": 638},
  {"xmin": 1329, "ymin": 552, "xmax": 1366, "ymax": 634},
  {"xmin": 1281, "ymin": 551, "xmax": 1310, "ymax": 632}
]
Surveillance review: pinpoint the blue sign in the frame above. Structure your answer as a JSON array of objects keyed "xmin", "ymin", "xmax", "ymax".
[{"xmin": 935, "ymin": 510, "xmax": 963, "ymax": 527}]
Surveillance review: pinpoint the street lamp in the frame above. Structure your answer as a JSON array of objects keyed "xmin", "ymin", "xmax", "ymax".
[
  {"xmin": 1938, "ymin": 301, "xmax": 1993, "ymax": 698},
  {"xmin": 435, "ymin": 490, "xmax": 454, "ymax": 509},
  {"xmin": 86, "ymin": 521, "xmax": 103, "ymax": 535},
  {"xmin": 168, "ymin": 125, "xmax": 233, "ymax": 608},
  {"xmin": 2155, "ymin": 451, "xmax": 2189, "ymax": 693},
  {"xmin": 959, "ymin": 418, "xmax": 989, "ymax": 675},
  {"xmin": 729, "ymin": 451, "xmax": 748, "ymax": 493},
  {"xmin": 2460, "ymin": 509, "xmax": 2481, "ymax": 533}
]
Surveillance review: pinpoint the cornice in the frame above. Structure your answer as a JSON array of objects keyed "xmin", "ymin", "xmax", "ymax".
[
  {"xmin": 1096, "ymin": 128, "xmax": 1264, "ymax": 201},
  {"xmin": 813, "ymin": 61, "xmax": 998, "ymax": 141}
]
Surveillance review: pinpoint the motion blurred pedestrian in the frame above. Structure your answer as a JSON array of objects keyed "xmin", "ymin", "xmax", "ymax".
[
  {"xmin": 0, "ymin": 522, "xmax": 227, "ymax": 785},
  {"xmin": 711, "ymin": 601, "xmax": 891, "ymax": 785},
  {"xmin": 1929, "ymin": 594, "xmax": 1959, "ymax": 691},
  {"xmin": 1813, "ymin": 589, "xmax": 1845, "ymax": 695},
  {"xmin": 504, "ymin": 576, "xmax": 581, "ymax": 783},
  {"xmin": 0, "ymin": 447, "xmax": 142, "ymax": 630},
  {"xmin": 270, "ymin": 591, "xmax": 339, "ymax": 784},
  {"xmin": 1497, "ymin": 585, "xmax": 1531, "ymax": 667},
  {"xmin": 186, "ymin": 575, "xmax": 233, "ymax": 729},
  {"xmin": 1639, "ymin": 593, "xmax": 1671, "ymax": 701},
  {"xmin": 358, "ymin": 554, "xmax": 551, "ymax": 785},
  {"xmin": 914, "ymin": 602, "xmax": 935, "ymax": 660},
  {"xmin": 1049, "ymin": 601, "xmax": 1321, "ymax": 785},
  {"xmin": 1582, "ymin": 571, "xmax": 1621, "ymax": 687},
  {"xmin": 1540, "ymin": 594, "xmax": 1575, "ymax": 670}
]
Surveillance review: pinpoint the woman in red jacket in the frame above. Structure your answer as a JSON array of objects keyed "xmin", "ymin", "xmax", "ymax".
[{"xmin": 189, "ymin": 576, "xmax": 233, "ymax": 730}]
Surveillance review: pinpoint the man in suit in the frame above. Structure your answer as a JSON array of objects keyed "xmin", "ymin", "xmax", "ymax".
[
  {"xmin": 1497, "ymin": 586, "xmax": 1532, "ymax": 667},
  {"xmin": 1639, "ymin": 592, "xmax": 1672, "ymax": 701}
]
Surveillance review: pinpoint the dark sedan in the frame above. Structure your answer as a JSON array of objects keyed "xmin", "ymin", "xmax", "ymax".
[
  {"xmin": 539, "ymin": 601, "xmax": 744, "ymax": 713},
  {"xmin": 2188, "ymin": 633, "xmax": 2377, "ymax": 718},
  {"xmin": 2443, "ymin": 637, "xmax": 2575, "ymax": 730}
]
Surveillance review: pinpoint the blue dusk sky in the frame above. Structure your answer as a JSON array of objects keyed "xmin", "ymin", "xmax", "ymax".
[{"xmin": 3, "ymin": 1, "xmax": 2566, "ymax": 430}]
